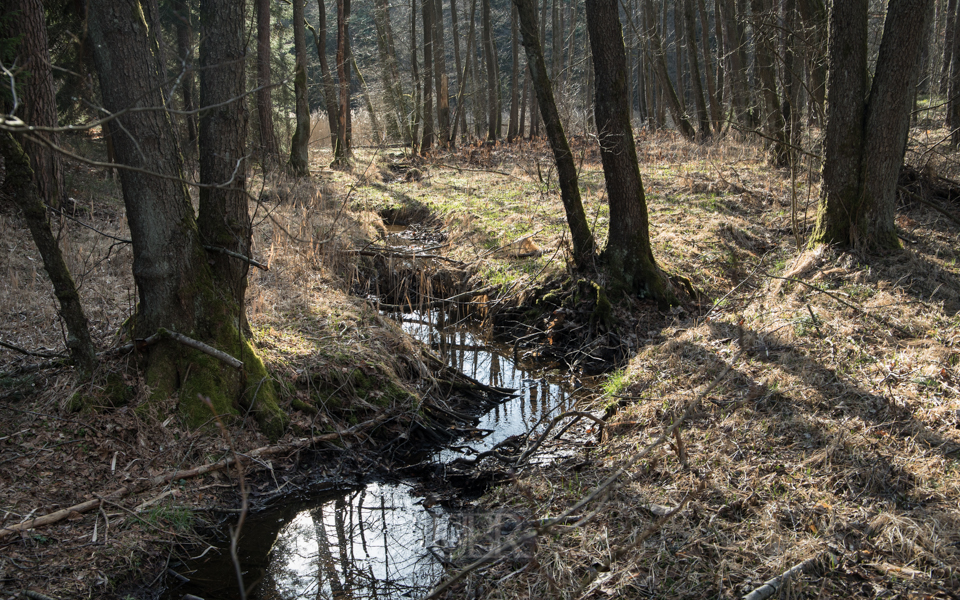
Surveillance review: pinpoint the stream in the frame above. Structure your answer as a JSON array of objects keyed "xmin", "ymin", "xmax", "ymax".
[{"xmin": 163, "ymin": 310, "xmax": 590, "ymax": 599}]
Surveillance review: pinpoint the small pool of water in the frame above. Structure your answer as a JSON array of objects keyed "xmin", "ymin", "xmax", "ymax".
[{"xmin": 165, "ymin": 309, "xmax": 588, "ymax": 599}]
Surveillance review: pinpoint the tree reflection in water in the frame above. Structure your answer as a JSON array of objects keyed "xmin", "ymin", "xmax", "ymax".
[{"xmin": 257, "ymin": 482, "xmax": 455, "ymax": 599}]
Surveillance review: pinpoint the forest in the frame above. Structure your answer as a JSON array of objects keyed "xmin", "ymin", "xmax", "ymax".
[{"xmin": 1, "ymin": 0, "xmax": 959, "ymax": 598}]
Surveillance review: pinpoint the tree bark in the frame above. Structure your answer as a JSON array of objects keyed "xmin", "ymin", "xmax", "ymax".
[
  {"xmin": 172, "ymin": 0, "xmax": 199, "ymax": 152},
  {"xmin": 697, "ymin": 0, "xmax": 723, "ymax": 131},
  {"xmin": 411, "ymin": 0, "xmax": 423, "ymax": 149},
  {"xmin": 483, "ymin": 0, "xmax": 500, "ymax": 140},
  {"xmin": 450, "ymin": 0, "xmax": 468, "ymax": 143},
  {"xmin": 585, "ymin": 0, "xmax": 677, "ymax": 306},
  {"xmin": 811, "ymin": 0, "xmax": 933, "ymax": 252},
  {"xmin": 256, "ymin": 0, "xmax": 279, "ymax": 163},
  {"xmin": 0, "ymin": 132, "xmax": 96, "ymax": 374},
  {"xmin": 643, "ymin": 0, "xmax": 697, "ymax": 139},
  {"xmin": 421, "ymin": 0, "xmax": 437, "ymax": 152},
  {"xmin": 942, "ymin": 0, "xmax": 958, "ymax": 94},
  {"xmin": 199, "ymin": 0, "xmax": 252, "ymax": 322},
  {"xmin": 312, "ymin": 0, "xmax": 341, "ymax": 151},
  {"xmin": 334, "ymin": 0, "xmax": 354, "ymax": 165},
  {"xmin": 513, "ymin": 0, "xmax": 597, "ymax": 267},
  {"xmin": 374, "ymin": 0, "xmax": 407, "ymax": 141},
  {"xmin": 947, "ymin": 0, "xmax": 960, "ymax": 141},
  {"xmin": 88, "ymin": 0, "xmax": 284, "ymax": 435},
  {"xmin": 6, "ymin": 0, "xmax": 64, "ymax": 208},
  {"xmin": 508, "ymin": 3, "xmax": 521, "ymax": 141},
  {"xmin": 290, "ymin": 0, "xmax": 311, "ymax": 174},
  {"xmin": 750, "ymin": 0, "xmax": 789, "ymax": 165},
  {"xmin": 431, "ymin": 0, "xmax": 452, "ymax": 145},
  {"xmin": 682, "ymin": 0, "xmax": 712, "ymax": 137}
]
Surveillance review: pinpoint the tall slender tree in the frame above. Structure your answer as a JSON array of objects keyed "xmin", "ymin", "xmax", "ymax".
[
  {"xmin": 586, "ymin": 0, "xmax": 677, "ymax": 306},
  {"xmin": 310, "ymin": 0, "xmax": 341, "ymax": 151},
  {"xmin": 421, "ymin": 0, "xmax": 437, "ymax": 152},
  {"xmin": 256, "ymin": 0, "xmax": 279, "ymax": 163},
  {"xmin": 290, "ymin": 0, "xmax": 311, "ymax": 174},
  {"xmin": 513, "ymin": 0, "xmax": 596, "ymax": 267},
  {"xmin": 334, "ymin": 0, "xmax": 353, "ymax": 165}
]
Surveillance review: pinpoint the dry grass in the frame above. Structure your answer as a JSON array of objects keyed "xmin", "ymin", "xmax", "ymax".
[{"xmin": 427, "ymin": 131, "xmax": 960, "ymax": 599}]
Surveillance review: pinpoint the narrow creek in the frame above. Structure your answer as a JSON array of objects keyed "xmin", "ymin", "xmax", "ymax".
[{"xmin": 163, "ymin": 230, "xmax": 593, "ymax": 599}]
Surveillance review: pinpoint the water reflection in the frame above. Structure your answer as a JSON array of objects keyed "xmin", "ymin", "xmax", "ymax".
[
  {"xmin": 396, "ymin": 311, "xmax": 578, "ymax": 459},
  {"xmin": 259, "ymin": 482, "xmax": 455, "ymax": 599}
]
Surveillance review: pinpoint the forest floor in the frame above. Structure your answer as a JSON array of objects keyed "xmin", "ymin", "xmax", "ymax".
[{"xmin": 0, "ymin": 130, "xmax": 958, "ymax": 599}]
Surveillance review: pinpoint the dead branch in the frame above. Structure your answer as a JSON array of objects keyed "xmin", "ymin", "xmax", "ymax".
[
  {"xmin": 161, "ymin": 329, "xmax": 243, "ymax": 369},
  {"xmin": 0, "ymin": 420, "xmax": 379, "ymax": 540},
  {"xmin": 203, "ymin": 245, "xmax": 269, "ymax": 271},
  {"xmin": 898, "ymin": 185, "xmax": 960, "ymax": 227},
  {"xmin": 0, "ymin": 339, "xmax": 65, "ymax": 359},
  {"xmin": 423, "ymin": 356, "xmax": 739, "ymax": 600},
  {"xmin": 742, "ymin": 552, "xmax": 830, "ymax": 600},
  {"xmin": 516, "ymin": 411, "xmax": 606, "ymax": 466}
]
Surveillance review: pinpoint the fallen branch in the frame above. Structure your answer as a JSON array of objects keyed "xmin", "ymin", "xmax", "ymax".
[
  {"xmin": 0, "ymin": 339, "xmax": 66, "ymax": 359},
  {"xmin": 898, "ymin": 186, "xmax": 960, "ymax": 227},
  {"xmin": 516, "ymin": 411, "xmax": 605, "ymax": 466},
  {"xmin": 0, "ymin": 420, "xmax": 378, "ymax": 540},
  {"xmin": 376, "ymin": 284, "xmax": 500, "ymax": 312},
  {"xmin": 162, "ymin": 329, "xmax": 243, "ymax": 369},
  {"xmin": 742, "ymin": 552, "xmax": 829, "ymax": 600}
]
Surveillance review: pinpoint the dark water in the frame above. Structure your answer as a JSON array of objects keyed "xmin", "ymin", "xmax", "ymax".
[{"xmin": 164, "ymin": 312, "xmax": 584, "ymax": 600}]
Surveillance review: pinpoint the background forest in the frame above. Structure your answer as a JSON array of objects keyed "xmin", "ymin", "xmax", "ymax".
[{"xmin": 1, "ymin": 0, "xmax": 959, "ymax": 599}]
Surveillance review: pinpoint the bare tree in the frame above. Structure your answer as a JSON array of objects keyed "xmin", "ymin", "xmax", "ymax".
[
  {"xmin": 290, "ymin": 0, "xmax": 311, "ymax": 175},
  {"xmin": 586, "ymin": 0, "xmax": 677, "ymax": 306},
  {"xmin": 513, "ymin": 0, "xmax": 596, "ymax": 267},
  {"xmin": 256, "ymin": 0, "xmax": 279, "ymax": 163}
]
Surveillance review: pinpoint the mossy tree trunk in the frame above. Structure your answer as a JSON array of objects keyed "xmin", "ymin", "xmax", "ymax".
[
  {"xmin": 514, "ymin": 0, "xmax": 597, "ymax": 269},
  {"xmin": 290, "ymin": 0, "xmax": 312, "ymax": 175},
  {"xmin": 810, "ymin": 0, "xmax": 932, "ymax": 253},
  {"xmin": 88, "ymin": 0, "xmax": 285, "ymax": 438},
  {"xmin": 585, "ymin": 0, "xmax": 677, "ymax": 307},
  {"xmin": 0, "ymin": 132, "xmax": 97, "ymax": 375}
]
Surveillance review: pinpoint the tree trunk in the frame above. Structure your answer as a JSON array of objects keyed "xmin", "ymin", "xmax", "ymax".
[
  {"xmin": 411, "ymin": 0, "xmax": 423, "ymax": 150},
  {"xmin": 6, "ymin": 0, "xmax": 64, "ymax": 209},
  {"xmin": 334, "ymin": 0, "xmax": 354, "ymax": 165},
  {"xmin": 947, "ymin": 0, "xmax": 960, "ymax": 140},
  {"xmin": 682, "ymin": 0, "xmax": 712, "ymax": 137},
  {"xmin": 508, "ymin": 3, "xmax": 521, "ymax": 140},
  {"xmin": 256, "ymin": 0, "xmax": 279, "ymax": 163},
  {"xmin": 290, "ymin": 0, "xmax": 311, "ymax": 174},
  {"xmin": 450, "ymin": 0, "xmax": 468, "ymax": 143},
  {"xmin": 0, "ymin": 132, "xmax": 96, "ymax": 375},
  {"xmin": 797, "ymin": 0, "xmax": 826, "ymax": 126},
  {"xmin": 643, "ymin": 0, "xmax": 697, "ymax": 139},
  {"xmin": 173, "ymin": 0, "xmax": 199, "ymax": 152},
  {"xmin": 87, "ymin": 0, "xmax": 284, "ymax": 436},
  {"xmin": 483, "ymin": 0, "xmax": 500, "ymax": 140},
  {"xmin": 585, "ymin": 0, "xmax": 677, "ymax": 306},
  {"xmin": 199, "ymin": 0, "xmax": 252, "ymax": 322},
  {"xmin": 941, "ymin": 0, "xmax": 958, "ymax": 94},
  {"xmin": 697, "ymin": 0, "xmax": 723, "ymax": 131},
  {"xmin": 721, "ymin": 0, "xmax": 750, "ymax": 125},
  {"xmin": 374, "ymin": 0, "xmax": 407, "ymax": 141},
  {"xmin": 750, "ymin": 0, "xmax": 789, "ymax": 165},
  {"xmin": 513, "ymin": 0, "xmax": 597, "ymax": 267},
  {"xmin": 421, "ymin": 0, "xmax": 437, "ymax": 152},
  {"xmin": 811, "ymin": 0, "xmax": 933, "ymax": 252},
  {"xmin": 312, "ymin": 0, "xmax": 341, "ymax": 152},
  {"xmin": 430, "ymin": 0, "xmax": 451, "ymax": 145}
]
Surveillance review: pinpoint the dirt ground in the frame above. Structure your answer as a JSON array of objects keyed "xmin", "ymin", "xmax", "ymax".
[{"xmin": 2, "ymin": 130, "xmax": 959, "ymax": 599}]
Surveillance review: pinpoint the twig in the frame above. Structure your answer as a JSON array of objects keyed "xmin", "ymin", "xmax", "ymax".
[
  {"xmin": 516, "ymin": 411, "xmax": 606, "ymax": 466},
  {"xmin": 161, "ymin": 329, "xmax": 243, "ymax": 369},
  {"xmin": 0, "ymin": 339, "xmax": 66, "ymax": 359},
  {"xmin": 898, "ymin": 185, "xmax": 960, "ymax": 226},
  {"xmin": 377, "ymin": 285, "xmax": 500, "ymax": 312},
  {"xmin": 762, "ymin": 273, "xmax": 911, "ymax": 336},
  {"xmin": 423, "ymin": 355, "xmax": 739, "ymax": 600},
  {"xmin": 742, "ymin": 552, "xmax": 829, "ymax": 600},
  {"xmin": 0, "ymin": 421, "xmax": 377, "ymax": 539},
  {"xmin": 203, "ymin": 245, "xmax": 269, "ymax": 271}
]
